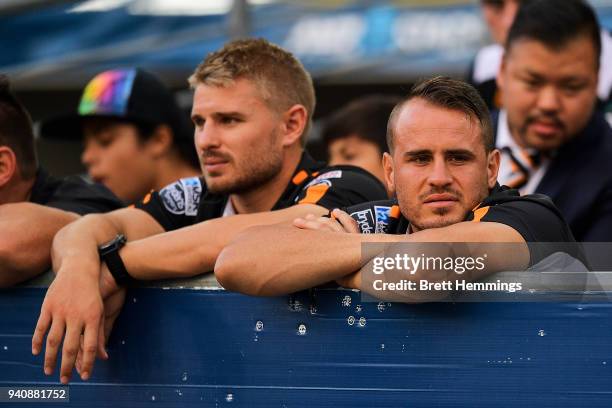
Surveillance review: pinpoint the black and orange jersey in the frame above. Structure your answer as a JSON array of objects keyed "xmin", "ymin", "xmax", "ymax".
[
  {"xmin": 345, "ymin": 184, "xmax": 575, "ymax": 241},
  {"xmin": 134, "ymin": 152, "xmax": 387, "ymax": 232},
  {"xmin": 345, "ymin": 184, "xmax": 582, "ymax": 265}
]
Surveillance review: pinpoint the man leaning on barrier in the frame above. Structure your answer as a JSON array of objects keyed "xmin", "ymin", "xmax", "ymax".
[
  {"xmin": 0, "ymin": 75, "xmax": 123, "ymax": 287},
  {"xmin": 31, "ymin": 38, "xmax": 387, "ymax": 384},
  {"xmin": 215, "ymin": 77, "xmax": 581, "ymax": 301}
]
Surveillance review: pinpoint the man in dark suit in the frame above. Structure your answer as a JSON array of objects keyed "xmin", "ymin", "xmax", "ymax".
[
  {"xmin": 494, "ymin": 0, "xmax": 612, "ymax": 241},
  {"xmin": 469, "ymin": 0, "xmax": 612, "ymax": 117}
]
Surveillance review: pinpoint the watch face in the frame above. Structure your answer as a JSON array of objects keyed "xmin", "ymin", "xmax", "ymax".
[{"xmin": 100, "ymin": 234, "xmax": 126, "ymax": 254}]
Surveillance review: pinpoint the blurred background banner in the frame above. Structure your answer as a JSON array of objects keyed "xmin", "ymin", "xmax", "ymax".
[{"xmin": 2, "ymin": 0, "xmax": 611, "ymax": 90}]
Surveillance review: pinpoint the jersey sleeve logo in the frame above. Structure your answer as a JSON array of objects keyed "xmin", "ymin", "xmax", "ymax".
[
  {"xmin": 159, "ymin": 177, "xmax": 202, "ymax": 216},
  {"xmin": 350, "ymin": 208, "xmax": 375, "ymax": 234},
  {"xmin": 304, "ymin": 170, "xmax": 342, "ymax": 189},
  {"xmin": 374, "ymin": 206, "xmax": 392, "ymax": 233}
]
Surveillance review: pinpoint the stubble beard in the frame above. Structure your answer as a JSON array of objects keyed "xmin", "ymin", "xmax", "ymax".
[{"xmin": 205, "ymin": 135, "xmax": 284, "ymax": 196}]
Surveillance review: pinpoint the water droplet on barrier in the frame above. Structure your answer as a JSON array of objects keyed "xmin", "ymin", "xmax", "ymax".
[
  {"xmin": 121, "ymin": 340, "xmax": 125, "ymax": 345},
  {"xmin": 342, "ymin": 296, "xmax": 352, "ymax": 307},
  {"xmin": 538, "ymin": 330, "xmax": 546, "ymax": 337},
  {"xmin": 297, "ymin": 324, "xmax": 307, "ymax": 336},
  {"xmin": 288, "ymin": 298, "xmax": 303, "ymax": 312},
  {"xmin": 255, "ymin": 321, "xmax": 264, "ymax": 332},
  {"xmin": 2, "ymin": 346, "xmax": 7, "ymax": 350},
  {"xmin": 527, "ymin": 357, "xmax": 531, "ymax": 361},
  {"xmin": 355, "ymin": 305, "xmax": 362, "ymax": 313},
  {"xmin": 604, "ymin": 361, "xmax": 608, "ymax": 365},
  {"xmin": 176, "ymin": 389, "xmax": 183, "ymax": 396},
  {"xmin": 577, "ymin": 306, "xmax": 584, "ymax": 311},
  {"xmin": 347, "ymin": 316, "xmax": 355, "ymax": 326},
  {"xmin": 182, "ymin": 372, "xmax": 188, "ymax": 382},
  {"xmin": 377, "ymin": 302, "xmax": 386, "ymax": 312},
  {"xmin": 309, "ymin": 305, "xmax": 318, "ymax": 315},
  {"xmin": 358, "ymin": 317, "xmax": 367, "ymax": 327},
  {"xmin": 132, "ymin": 297, "xmax": 137, "ymax": 303},
  {"xmin": 225, "ymin": 393, "xmax": 234, "ymax": 402},
  {"xmin": 380, "ymin": 343, "xmax": 385, "ymax": 350},
  {"xmin": 151, "ymin": 395, "xmax": 156, "ymax": 401}
]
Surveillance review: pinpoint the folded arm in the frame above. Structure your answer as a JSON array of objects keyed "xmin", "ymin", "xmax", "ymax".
[
  {"xmin": 356, "ymin": 221, "xmax": 530, "ymax": 302},
  {"xmin": 215, "ymin": 214, "xmax": 529, "ymax": 298},
  {"xmin": 119, "ymin": 203, "xmax": 329, "ymax": 280},
  {"xmin": 32, "ymin": 204, "xmax": 328, "ymax": 383}
]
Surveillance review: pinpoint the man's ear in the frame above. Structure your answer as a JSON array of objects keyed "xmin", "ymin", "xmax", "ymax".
[
  {"xmin": 280, "ymin": 104, "xmax": 307, "ymax": 147},
  {"xmin": 0, "ymin": 146, "xmax": 17, "ymax": 187},
  {"xmin": 382, "ymin": 152, "xmax": 395, "ymax": 194},
  {"xmin": 487, "ymin": 149, "xmax": 501, "ymax": 189},
  {"xmin": 145, "ymin": 125, "xmax": 174, "ymax": 158}
]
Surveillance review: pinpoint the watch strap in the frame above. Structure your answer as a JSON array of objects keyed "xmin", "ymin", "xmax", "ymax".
[{"xmin": 99, "ymin": 235, "xmax": 135, "ymax": 286}]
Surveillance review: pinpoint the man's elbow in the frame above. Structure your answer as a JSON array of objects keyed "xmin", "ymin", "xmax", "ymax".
[
  {"xmin": 215, "ymin": 234, "xmax": 273, "ymax": 296},
  {"xmin": 215, "ymin": 245, "xmax": 256, "ymax": 294},
  {"xmin": 214, "ymin": 245, "xmax": 237, "ymax": 288},
  {"xmin": 0, "ymin": 245, "xmax": 45, "ymax": 287}
]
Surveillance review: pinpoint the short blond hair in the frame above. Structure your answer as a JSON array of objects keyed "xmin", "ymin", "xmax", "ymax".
[{"xmin": 189, "ymin": 38, "xmax": 315, "ymax": 145}]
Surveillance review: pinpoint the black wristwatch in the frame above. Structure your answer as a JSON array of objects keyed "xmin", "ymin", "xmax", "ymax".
[{"xmin": 98, "ymin": 234, "xmax": 134, "ymax": 286}]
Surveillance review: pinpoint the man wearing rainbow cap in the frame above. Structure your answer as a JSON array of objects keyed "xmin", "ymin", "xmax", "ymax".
[{"xmin": 41, "ymin": 68, "xmax": 200, "ymax": 204}]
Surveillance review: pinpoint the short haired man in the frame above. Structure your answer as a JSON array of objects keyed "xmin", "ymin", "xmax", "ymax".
[
  {"xmin": 469, "ymin": 0, "xmax": 612, "ymax": 114},
  {"xmin": 32, "ymin": 39, "xmax": 387, "ymax": 384},
  {"xmin": 41, "ymin": 68, "xmax": 201, "ymax": 203},
  {"xmin": 495, "ymin": 0, "xmax": 612, "ymax": 241},
  {"xmin": 215, "ymin": 77, "xmax": 577, "ymax": 298},
  {"xmin": 0, "ymin": 75, "xmax": 122, "ymax": 286},
  {"xmin": 322, "ymin": 94, "xmax": 400, "ymax": 188}
]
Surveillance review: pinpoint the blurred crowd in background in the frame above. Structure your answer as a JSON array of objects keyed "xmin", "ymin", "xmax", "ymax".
[{"xmin": 1, "ymin": 0, "xmax": 608, "ymax": 176}]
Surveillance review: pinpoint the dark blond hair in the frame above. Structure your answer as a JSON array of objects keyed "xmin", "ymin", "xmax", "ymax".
[
  {"xmin": 189, "ymin": 38, "xmax": 315, "ymax": 145},
  {"xmin": 387, "ymin": 77, "xmax": 494, "ymax": 153}
]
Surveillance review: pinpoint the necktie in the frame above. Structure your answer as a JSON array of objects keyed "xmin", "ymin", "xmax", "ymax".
[{"xmin": 499, "ymin": 147, "xmax": 541, "ymax": 189}]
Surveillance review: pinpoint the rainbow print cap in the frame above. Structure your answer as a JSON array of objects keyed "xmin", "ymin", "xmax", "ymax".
[
  {"xmin": 78, "ymin": 69, "xmax": 136, "ymax": 116},
  {"xmin": 41, "ymin": 68, "xmax": 191, "ymax": 141}
]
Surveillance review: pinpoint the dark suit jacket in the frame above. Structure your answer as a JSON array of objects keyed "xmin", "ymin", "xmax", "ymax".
[{"xmin": 493, "ymin": 110, "xmax": 612, "ymax": 242}]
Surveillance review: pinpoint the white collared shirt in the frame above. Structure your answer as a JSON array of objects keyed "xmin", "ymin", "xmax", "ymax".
[{"xmin": 496, "ymin": 110, "xmax": 550, "ymax": 195}]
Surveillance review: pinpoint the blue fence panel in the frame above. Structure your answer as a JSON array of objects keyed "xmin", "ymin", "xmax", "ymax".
[{"xmin": 1, "ymin": 287, "xmax": 611, "ymax": 407}]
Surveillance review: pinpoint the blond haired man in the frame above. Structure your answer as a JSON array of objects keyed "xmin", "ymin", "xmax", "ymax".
[{"xmin": 32, "ymin": 38, "xmax": 386, "ymax": 384}]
